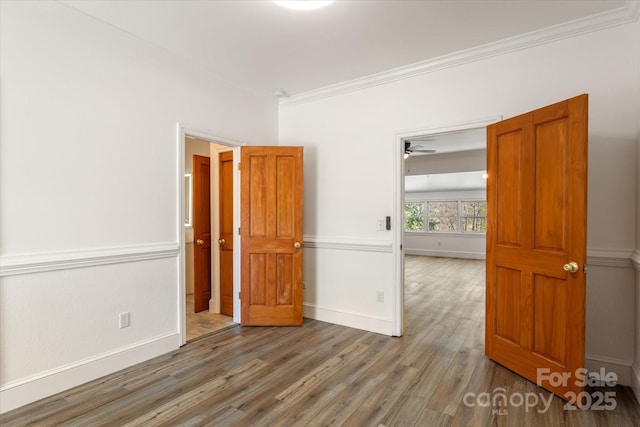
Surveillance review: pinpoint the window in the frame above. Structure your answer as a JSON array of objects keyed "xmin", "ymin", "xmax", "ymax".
[
  {"xmin": 461, "ymin": 201, "xmax": 487, "ymax": 232},
  {"xmin": 404, "ymin": 200, "xmax": 487, "ymax": 233},
  {"xmin": 404, "ymin": 202, "xmax": 425, "ymax": 231},
  {"xmin": 428, "ymin": 201, "xmax": 458, "ymax": 232}
]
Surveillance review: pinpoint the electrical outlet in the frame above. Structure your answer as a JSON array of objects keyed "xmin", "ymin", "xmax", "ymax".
[
  {"xmin": 376, "ymin": 291, "xmax": 384, "ymax": 303},
  {"xmin": 119, "ymin": 312, "xmax": 130, "ymax": 329}
]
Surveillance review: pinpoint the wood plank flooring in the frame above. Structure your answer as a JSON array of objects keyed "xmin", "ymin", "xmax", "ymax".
[
  {"xmin": 2, "ymin": 256, "xmax": 639, "ymax": 426},
  {"xmin": 186, "ymin": 293, "xmax": 236, "ymax": 342}
]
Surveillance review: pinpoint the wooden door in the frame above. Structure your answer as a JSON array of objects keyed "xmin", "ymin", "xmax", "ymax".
[
  {"xmin": 485, "ymin": 94, "xmax": 588, "ymax": 401},
  {"xmin": 219, "ymin": 151, "xmax": 234, "ymax": 316},
  {"xmin": 240, "ymin": 146, "xmax": 304, "ymax": 326},
  {"xmin": 193, "ymin": 155, "xmax": 212, "ymax": 313}
]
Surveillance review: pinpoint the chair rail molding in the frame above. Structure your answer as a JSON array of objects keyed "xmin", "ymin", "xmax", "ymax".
[
  {"xmin": 0, "ymin": 242, "xmax": 179, "ymax": 277},
  {"xmin": 302, "ymin": 236, "xmax": 393, "ymax": 253},
  {"xmin": 630, "ymin": 249, "xmax": 640, "ymax": 271},
  {"xmin": 587, "ymin": 247, "xmax": 635, "ymax": 268}
]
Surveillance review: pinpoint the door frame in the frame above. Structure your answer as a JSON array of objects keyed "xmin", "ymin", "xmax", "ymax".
[
  {"xmin": 177, "ymin": 123, "xmax": 242, "ymax": 345},
  {"xmin": 392, "ymin": 116, "xmax": 501, "ymax": 337}
]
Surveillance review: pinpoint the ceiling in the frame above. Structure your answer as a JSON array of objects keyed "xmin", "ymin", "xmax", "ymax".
[
  {"xmin": 61, "ymin": 0, "xmax": 627, "ymax": 98},
  {"xmin": 405, "ymin": 127, "xmax": 486, "ymax": 155},
  {"xmin": 404, "ymin": 128, "xmax": 487, "ymax": 193},
  {"xmin": 405, "ymin": 171, "xmax": 486, "ymax": 193}
]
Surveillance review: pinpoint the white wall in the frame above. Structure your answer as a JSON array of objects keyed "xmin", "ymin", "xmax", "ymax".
[
  {"xmin": 404, "ymin": 190, "xmax": 486, "ymax": 259},
  {"xmin": 0, "ymin": 1, "xmax": 277, "ymax": 413},
  {"xmin": 281, "ymin": 18, "xmax": 639, "ymax": 383}
]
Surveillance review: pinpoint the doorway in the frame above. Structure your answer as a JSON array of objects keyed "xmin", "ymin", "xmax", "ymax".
[
  {"xmin": 393, "ymin": 117, "xmax": 500, "ymax": 336},
  {"xmin": 178, "ymin": 125, "xmax": 242, "ymax": 345}
]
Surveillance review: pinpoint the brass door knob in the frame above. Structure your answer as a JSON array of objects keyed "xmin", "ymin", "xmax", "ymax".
[
  {"xmin": 563, "ymin": 261, "xmax": 579, "ymax": 273},
  {"xmin": 294, "ymin": 241, "xmax": 302, "ymax": 249},
  {"xmin": 218, "ymin": 239, "xmax": 226, "ymax": 245},
  {"xmin": 196, "ymin": 239, "xmax": 204, "ymax": 245}
]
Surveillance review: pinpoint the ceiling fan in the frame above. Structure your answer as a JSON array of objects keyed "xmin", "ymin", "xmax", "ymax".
[{"xmin": 404, "ymin": 141, "xmax": 436, "ymax": 158}]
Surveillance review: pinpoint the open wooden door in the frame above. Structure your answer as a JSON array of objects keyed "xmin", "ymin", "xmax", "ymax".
[
  {"xmin": 192, "ymin": 154, "xmax": 212, "ymax": 313},
  {"xmin": 485, "ymin": 94, "xmax": 588, "ymax": 401},
  {"xmin": 240, "ymin": 146, "xmax": 303, "ymax": 326},
  {"xmin": 219, "ymin": 151, "xmax": 234, "ymax": 316}
]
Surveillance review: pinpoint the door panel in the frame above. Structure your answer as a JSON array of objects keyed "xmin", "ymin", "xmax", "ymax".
[
  {"xmin": 532, "ymin": 274, "xmax": 566, "ymax": 363},
  {"xmin": 219, "ymin": 151, "xmax": 234, "ymax": 316},
  {"xmin": 192, "ymin": 155, "xmax": 211, "ymax": 313},
  {"xmin": 486, "ymin": 94, "xmax": 588, "ymax": 401},
  {"xmin": 249, "ymin": 156, "xmax": 267, "ymax": 237},
  {"xmin": 495, "ymin": 267, "xmax": 521, "ymax": 345},
  {"xmin": 249, "ymin": 253, "xmax": 267, "ymax": 305},
  {"xmin": 276, "ymin": 156, "xmax": 295, "ymax": 237},
  {"xmin": 534, "ymin": 119, "xmax": 568, "ymax": 251},
  {"xmin": 241, "ymin": 146, "xmax": 303, "ymax": 326},
  {"xmin": 496, "ymin": 129, "xmax": 524, "ymax": 246},
  {"xmin": 277, "ymin": 254, "xmax": 294, "ymax": 305}
]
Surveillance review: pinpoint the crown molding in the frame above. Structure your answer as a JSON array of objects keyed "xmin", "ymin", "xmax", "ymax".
[{"xmin": 281, "ymin": 0, "xmax": 640, "ymax": 107}]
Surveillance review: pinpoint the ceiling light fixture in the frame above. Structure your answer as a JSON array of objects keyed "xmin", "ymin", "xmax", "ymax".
[{"xmin": 274, "ymin": 1, "xmax": 334, "ymax": 11}]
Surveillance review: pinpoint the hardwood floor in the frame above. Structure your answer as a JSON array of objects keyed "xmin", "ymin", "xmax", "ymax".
[
  {"xmin": 186, "ymin": 293, "xmax": 236, "ymax": 342},
  {"xmin": 2, "ymin": 256, "xmax": 639, "ymax": 426}
]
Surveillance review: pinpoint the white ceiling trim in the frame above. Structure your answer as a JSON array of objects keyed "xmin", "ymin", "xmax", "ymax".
[{"xmin": 281, "ymin": 0, "xmax": 640, "ymax": 107}]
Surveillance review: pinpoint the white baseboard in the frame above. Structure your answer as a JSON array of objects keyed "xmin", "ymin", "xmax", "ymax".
[
  {"xmin": 303, "ymin": 303, "xmax": 393, "ymax": 336},
  {"xmin": 585, "ymin": 353, "xmax": 632, "ymax": 386},
  {"xmin": 0, "ymin": 332, "xmax": 180, "ymax": 414},
  {"xmin": 404, "ymin": 248, "xmax": 486, "ymax": 260},
  {"xmin": 632, "ymin": 365, "xmax": 640, "ymax": 405}
]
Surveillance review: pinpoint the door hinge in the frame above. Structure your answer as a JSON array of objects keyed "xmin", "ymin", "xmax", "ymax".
[
  {"xmin": 238, "ymin": 227, "xmax": 241, "ymax": 235},
  {"xmin": 237, "ymin": 162, "xmax": 241, "ymax": 170},
  {"xmin": 238, "ymin": 292, "xmax": 241, "ymax": 300}
]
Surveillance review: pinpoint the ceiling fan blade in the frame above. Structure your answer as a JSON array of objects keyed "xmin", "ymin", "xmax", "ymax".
[{"xmin": 404, "ymin": 141, "xmax": 436, "ymax": 156}]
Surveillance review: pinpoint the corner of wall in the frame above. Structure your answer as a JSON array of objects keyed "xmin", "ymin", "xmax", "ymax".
[
  {"xmin": 632, "ymin": 250, "xmax": 640, "ymax": 403},
  {"xmin": 633, "ymin": 364, "xmax": 640, "ymax": 405},
  {"xmin": 302, "ymin": 303, "xmax": 393, "ymax": 336}
]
